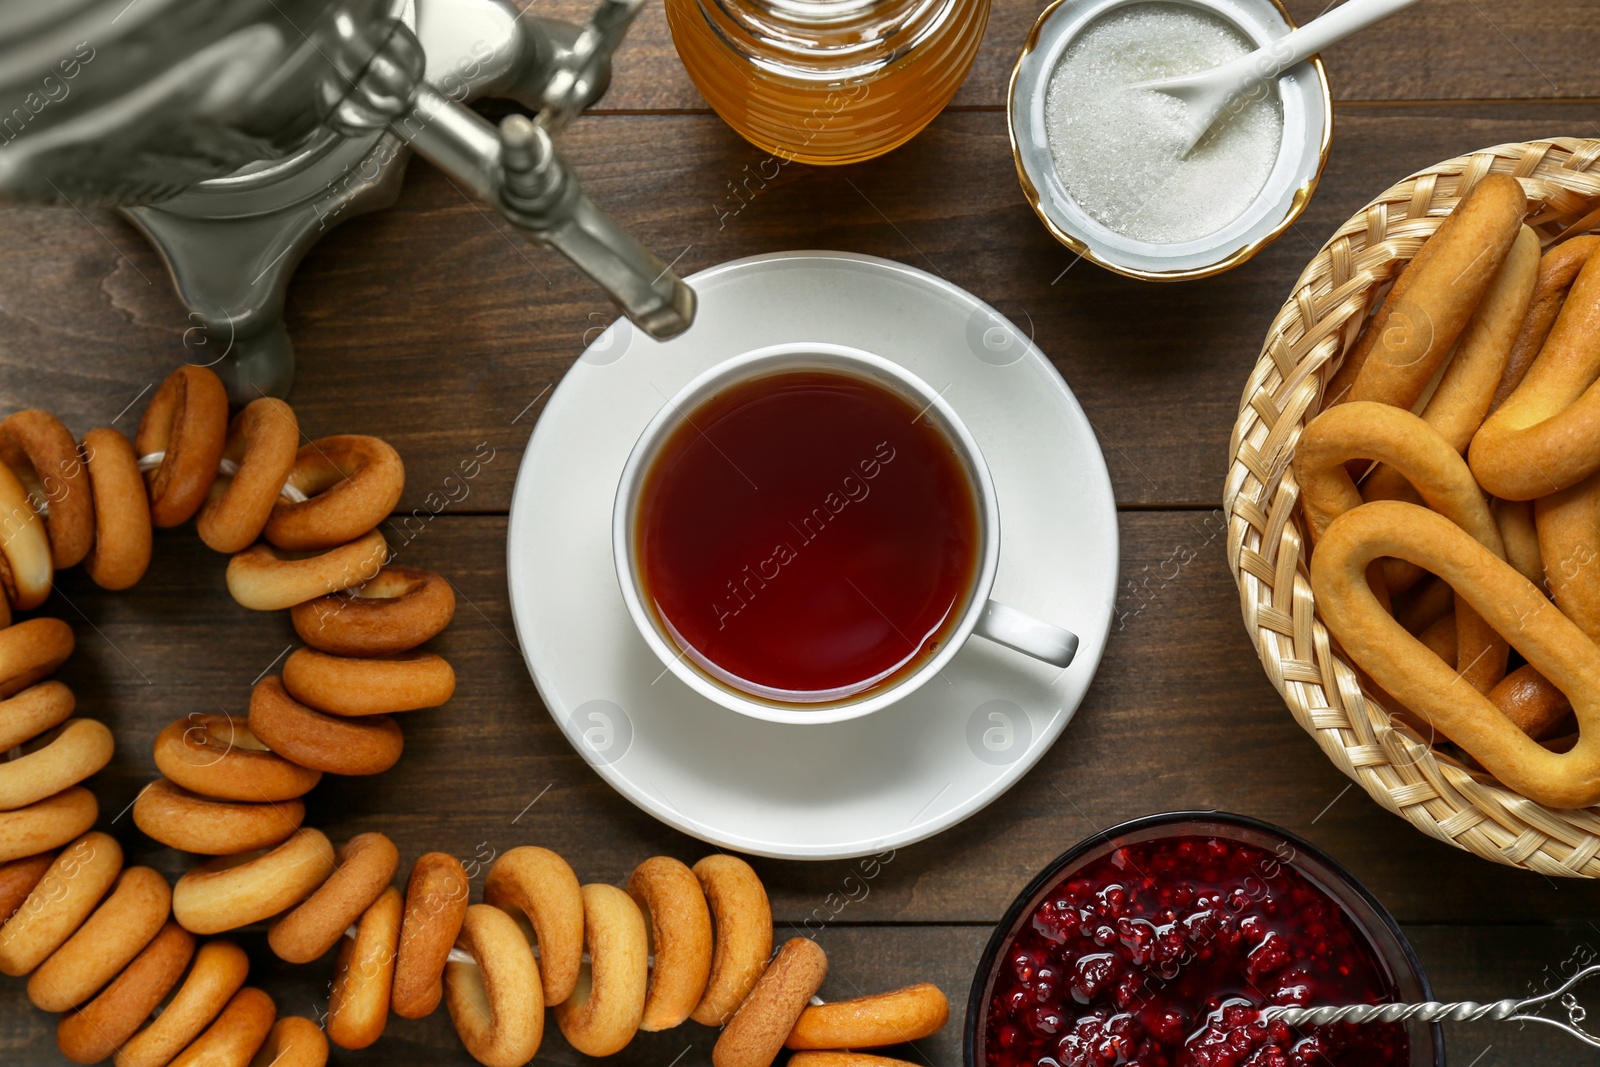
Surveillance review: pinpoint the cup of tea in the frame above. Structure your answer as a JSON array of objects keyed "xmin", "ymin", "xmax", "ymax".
[{"xmin": 611, "ymin": 342, "xmax": 1079, "ymax": 724}]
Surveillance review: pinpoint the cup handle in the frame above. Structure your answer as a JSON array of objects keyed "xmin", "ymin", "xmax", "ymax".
[{"xmin": 973, "ymin": 600, "xmax": 1078, "ymax": 668}]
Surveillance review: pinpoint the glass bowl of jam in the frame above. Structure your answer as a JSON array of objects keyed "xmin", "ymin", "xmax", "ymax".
[{"xmin": 966, "ymin": 812, "xmax": 1443, "ymax": 1067}]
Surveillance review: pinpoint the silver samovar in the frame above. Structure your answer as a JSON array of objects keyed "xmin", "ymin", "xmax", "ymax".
[{"xmin": 0, "ymin": 0, "xmax": 696, "ymax": 398}]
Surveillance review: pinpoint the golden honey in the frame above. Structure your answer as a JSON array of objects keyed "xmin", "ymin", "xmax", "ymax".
[{"xmin": 665, "ymin": 0, "xmax": 989, "ymax": 165}]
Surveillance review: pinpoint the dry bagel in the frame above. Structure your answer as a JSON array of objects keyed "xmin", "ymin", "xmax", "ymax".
[
  {"xmin": 555, "ymin": 883, "xmax": 649, "ymax": 1057},
  {"xmin": 627, "ymin": 855, "xmax": 713, "ymax": 1030},
  {"xmin": 0, "ymin": 717, "xmax": 112, "ymax": 811},
  {"xmin": 281, "ymin": 647, "xmax": 455, "ymax": 716},
  {"xmin": 197, "ymin": 398, "xmax": 300, "ymax": 554},
  {"xmin": 1493, "ymin": 234, "xmax": 1600, "ymax": 407},
  {"xmin": 153, "ymin": 713, "xmax": 322, "ymax": 802},
  {"xmin": 714, "ymin": 937, "xmax": 829, "ymax": 1067},
  {"xmin": 1312, "ymin": 500, "xmax": 1600, "ymax": 807},
  {"xmin": 168, "ymin": 985, "xmax": 277, "ymax": 1067},
  {"xmin": 28, "ymin": 865, "xmax": 170, "ymax": 1012},
  {"xmin": 1489, "ymin": 662, "xmax": 1573, "ymax": 740},
  {"xmin": 81, "ymin": 428, "xmax": 153, "ymax": 591},
  {"xmin": 248, "ymin": 1016, "xmax": 330, "ymax": 1067},
  {"xmin": 786, "ymin": 983, "xmax": 950, "ymax": 1049},
  {"xmin": 1332, "ymin": 173, "xmax": 1526, "ymax": 416},
  {"xmin": 291, "ymin": 566, "xmax": 455, "ymax": 656},
  {"xmin": 56, "ymin": 922, "xmax": 195, "ymax": 1065},
  {"xmin": 445, "ymin": 903, "xmax": 544, "ymax": 1067},
  {"xmin": 1294, "ymin": 401, "xmax": 1509, "ymax": 693},
  {"xmin": 788, "ymin": 1054, "xmax": 921, "ymax": 1067},
  {"xmin": 392, "ymin": 851, "xmax": 470, "ymax": 1019},
  {"xmin": 1358, "ymin": 224, "xmax": 1541, "ymax": 529},
  {"xmin": 0, "ymin": 680, "xmax": 75, "ymax": 751},
  {"xmin": 328, "ymin": 885, "xmax": 402, "ymax": 1049},
  {"xmin": 0, "ymin": 786, "xmax": 97, "ymax": 864},
  {"xmin": 482, "ymin": 845, "xmax": 584, "ymax": 1006},
  {"xmin": 133, "ymin": 777, "xmax": 304, "ymax": 855},
  {"xmin": 1493, "ymin": 497, "xmax": 1544, "ymax": 585},
  {"xmin": 0, "ymin": 850, "xmax": 54, "ymax": 921},
  {"xmin": 0, "ymin": 831, "xmax": 121, "ymax": 976},
  {"xmin": 692, "ymin": 854, "xmax": 774, "ymax": 1026},
  {"xmin": 0, "ymin": 409, "xmax": 93, "ymax": 569},
  {"xmin": 266, "ymin": 435, "xmax": 405, "ymax": 551},
  {"xmin": 1394, "ymin": 576, "xmax": 1454, "ymax": 637},
  {"xmin": 1472, "ymin": 242, "xmax": 1600, "ymax": 498},
  {"xmin": 226, "ymin": 529, "xmax": 389, "ymax": 612},
  {"xmin": 247, "ymin": 675, "xmax": 404, "ymax": 776},
  {"xmin": 0, "ymin": 617, "xmax": 74, "ymax": 698},
  {"xmin": 1536, "ymin": 470, "xmax": 1600, "ymax": 644},
  {"xmin": 135, "ymin": 364, "xmax": 228, "ymax": 528},
  {"xmin": 269, "ymin": 831, "xmax": 399, "ymax": 964},
  {"xmin": 114, "ymin": 940, "xmax": 249, "ymax": 1067},
  {"xmin": 0, "ymin": 461, "xmax": 52, "ymax": 611},
  {"xmin": 172, "ymin": 828, "xmax": 337, "ymax": 935}
]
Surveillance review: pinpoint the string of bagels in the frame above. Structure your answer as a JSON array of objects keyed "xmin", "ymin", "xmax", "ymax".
[
  {"xmin": 1295, "ymin": 171, "xmax": 1600, "ymax": 810},
  {"xmin": 0, "ymin": 364, "xmax": 949, "ymax": 1067}
]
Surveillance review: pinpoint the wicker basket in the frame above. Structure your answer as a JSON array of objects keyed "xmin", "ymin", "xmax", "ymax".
[{"xmin": 1224, "ymin": 138, "xmax": 1600, "ymax": 878}]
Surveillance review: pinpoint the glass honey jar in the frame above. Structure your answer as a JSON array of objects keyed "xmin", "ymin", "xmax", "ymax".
[{"xmin": 664, "ymin": 0, "xmax": 989, "ymax": 165}]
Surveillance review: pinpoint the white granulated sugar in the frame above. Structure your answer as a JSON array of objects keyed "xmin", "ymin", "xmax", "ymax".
[{"xmin": 1044, "ymin": 2, "xmax": 1284, "ymax": 244}]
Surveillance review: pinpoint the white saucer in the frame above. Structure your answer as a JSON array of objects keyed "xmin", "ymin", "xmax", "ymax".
[{"xmin": 506, "ymin": 252, "xmax": 1118, "ymax": 860}]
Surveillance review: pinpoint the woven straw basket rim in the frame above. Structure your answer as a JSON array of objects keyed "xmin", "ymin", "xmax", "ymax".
[{"xmin": 1224, "ymin": 136, "xmax": 1600, "ymax": 879}]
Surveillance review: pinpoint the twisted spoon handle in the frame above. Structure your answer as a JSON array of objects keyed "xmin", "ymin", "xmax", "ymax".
[
  {"xmin": 1259, "ymin": 964, "xmax": 1600, "ymax": 1050},
  {"xmin": 1264, "ymin": 1000, "xmax": 1520, "ymax": 1026}
]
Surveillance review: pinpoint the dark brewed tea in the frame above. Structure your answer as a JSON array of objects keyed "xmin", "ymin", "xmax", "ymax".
[{"xmin": 635, "ymin": 366, "xmax": 982, "ymax": 702}]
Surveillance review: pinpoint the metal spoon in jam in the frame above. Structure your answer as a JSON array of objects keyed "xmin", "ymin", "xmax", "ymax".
[{"xmin": 1262, "ymin": 963, "xmax": 1600, "ymax": 1051}]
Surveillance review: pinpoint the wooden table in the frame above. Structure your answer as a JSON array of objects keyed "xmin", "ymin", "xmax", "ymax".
[{"xmin": 2, "ymin": 2, "xmax": 1598, "ymax": 1062}]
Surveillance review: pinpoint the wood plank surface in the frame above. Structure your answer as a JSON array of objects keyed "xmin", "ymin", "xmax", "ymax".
[
  {"xmin": 3, "ymin": 9, "xmax": 1599, "ymax": 1060},
  {"xmin": 2, "ymin": 107, "xmax": 1595, "ymax": 511},
  {"xmin": 545, "ymin": 0, "xmax": 1600, "ymax": 110}
]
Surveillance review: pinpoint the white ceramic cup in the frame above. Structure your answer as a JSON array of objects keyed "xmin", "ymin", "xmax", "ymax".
[{"xmin": 612, "ymin": 342, "xmax": 1079, "ymax": 724}]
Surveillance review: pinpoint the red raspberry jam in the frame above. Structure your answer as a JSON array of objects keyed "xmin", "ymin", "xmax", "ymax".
[{"xmin": 983, "ymin": 836, "xmax": 1407, "ymax": 1067}]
